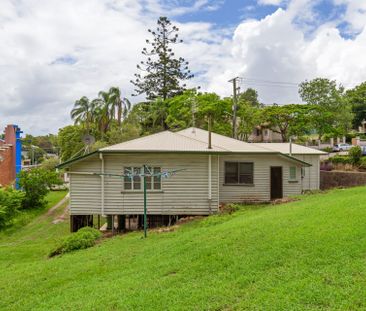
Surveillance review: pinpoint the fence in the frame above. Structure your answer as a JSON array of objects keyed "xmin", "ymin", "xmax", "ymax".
[{"xmin": 320, "ymin": 170, "xmax": 366, "ymax": 190}]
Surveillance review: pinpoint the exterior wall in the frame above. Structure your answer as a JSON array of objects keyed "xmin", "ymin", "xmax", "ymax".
[
  {"xmin": 69, "ymin": 153, "xmax": 219, "ymax": 216},
  {"xmin": 293, "ymin": 154, "xmax": 320, "ymax": 191},
  {"xmin": 0, "ymin": 147, "xmax": 15, "ymax": 187},
  {"xmin": 219, "ymin": 154, "xmax": 303, "ymax": 203},
  {"xmin": 248, "ymin": 128, "xmax": 283, "ymax": 143},
  {"xmin": 0, "ymin": 125, "xmax": 18, "ymax": 187}
]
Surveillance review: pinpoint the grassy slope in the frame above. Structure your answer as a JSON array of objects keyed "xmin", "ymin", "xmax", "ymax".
[
  {"xmin": 0, "ymin": 188, "xmax": 366, "ymax": 310},
  {"xmin": 0, "ymin": 190, "xmax": 68, "ymax": 235}
]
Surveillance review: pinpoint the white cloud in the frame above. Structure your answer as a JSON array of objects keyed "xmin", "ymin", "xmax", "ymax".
[
  {"xmin": 258, "ymin": 0, "xmax": 284, "ymax": 5},
  {"xmin": 206, "ymin": 0, "xmax": 366, "ymax": 105},
  {"xmin": 0, "ymin": 0, "xmax": 226, "ymax": 134},
  {"xmin": 1, "ymin": 0, "xmax": 366, "ymax": 134}
]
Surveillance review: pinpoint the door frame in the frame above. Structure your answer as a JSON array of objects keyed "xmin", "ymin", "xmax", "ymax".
[{"xmin": 270, "ymin": 166, "xmax": 283, "ymax": 200}]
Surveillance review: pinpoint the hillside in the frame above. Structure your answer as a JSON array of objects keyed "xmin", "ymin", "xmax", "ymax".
[{"xmin": 1, "ymin": 188, "xmax": 366, "ymax": 310}]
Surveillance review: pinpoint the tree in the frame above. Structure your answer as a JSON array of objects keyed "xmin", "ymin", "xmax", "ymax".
[
  {"xmin": 18, "ymin": 168, "xmax": 62, "ymax": 209},
  {"xmin": 131, "ymin": 16, "xmax": 193, "ymax": 100},
  {"xmin": 71, "ymin": 96, "xmax": 93, "ymax": 130},
  {"xmin": 345, "ymin": 82, "xmax": 366, "ymax": 128},
  {"xmin": 108, "ymin": 87, "xmax": 131, "ymax": 126},
  {"xmin": 238, "ymin": 88, "xmax": 260, "ymax": 107},
  {"xmin": 299, "ymin": 78, "xmax": 353, "ymax": 137},
  {"xmin": 58, "ymin": 125, "xmax": 85, "ymax": 161},
  {"xmin": 263, "ymin": 104, "xmax": 314, "ymax": 142},
  {"xmin": 164, "ymin": 90, "xmax": 232, "ymax": 135},
  {"xmin": 237, "ymin": 103, "xmax": 263, "ymax": 141}
]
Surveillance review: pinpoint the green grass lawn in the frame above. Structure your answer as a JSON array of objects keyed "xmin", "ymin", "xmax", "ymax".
[
  {"xmin": 1, "ymin": 188, "xmax": 366, "ymax": 310},
  {"xmin": 0, "ymin": 190, "xmax": 68, "ymax": 236}
]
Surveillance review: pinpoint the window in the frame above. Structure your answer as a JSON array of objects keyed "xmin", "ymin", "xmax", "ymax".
[
  {"xmin": 123, "ymin": 166, "xmax": 162, "ymax": 190},
  {"xmin": 225, "ymin": 162, "xmax": 253, "ymax": 185},
  {"xmin": 301, "ymin": 167, "xmax": 306, "ymax": 178},
  {"xmin": 289, "ymin": 167, "xmax": 297, "ymax": 180}
]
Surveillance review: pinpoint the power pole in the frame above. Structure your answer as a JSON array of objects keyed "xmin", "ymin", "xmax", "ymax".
[{"xmin": 229, "ymin": 77, "xmax": 240, "ymax": 139}]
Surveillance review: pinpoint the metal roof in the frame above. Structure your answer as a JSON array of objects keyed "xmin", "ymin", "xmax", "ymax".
[
  {"xmin": 100, "ymin": 129, "xmax": 276, "ymax": 153},
  {"xmin": 58, "ymin": 128, "xmax": 315, "ymax": 168},
  {"xmin": 177, "ymin": 128, "xmax": 274, "ymax": 153},
  {"xmin": 100, "ymin": 131, "xmax": 227, "ymax": 153},
  {"xmin": 254, "ymin": 143, "xmax": 326, "ymax": 155}
]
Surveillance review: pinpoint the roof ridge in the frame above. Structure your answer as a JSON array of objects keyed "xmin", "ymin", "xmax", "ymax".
[
  {"xmin": 174, "ymin": 130, "xmax": 229, "ymax": 151},
  {"xmin": 100, "ymin": 130, "xmax": 173, "ymax": 150},
  {"xmin": 178, "ymin": 127, "xmax": 273, "ymax": 152}
]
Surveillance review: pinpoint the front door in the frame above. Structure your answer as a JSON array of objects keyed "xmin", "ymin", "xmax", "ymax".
[{"xmin": 270, "ymin": 167, "xmax": 283, "ymax": 200}]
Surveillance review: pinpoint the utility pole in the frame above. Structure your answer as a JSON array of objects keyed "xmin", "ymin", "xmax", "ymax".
[{"xmin": 229, "ymin": 77, "xmax": 240, "ymax": 139}]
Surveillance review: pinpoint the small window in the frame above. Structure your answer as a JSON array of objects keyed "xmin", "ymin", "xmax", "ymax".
[
  {"xmin": 124, "ymin": 167, "xmax": 132, "ymax": 190},
  {"xmin": 301, "ymin": 168, "xmax": 306, "ymax": 178},
  {"xmin": 289, "ymin": 167, "xmax": 297, "ymax": 180},
  {"xmin": 153, "ymin": 167, "xmax": 162, "ymax": 190},
  {"xmin": 123, "ymin": 166, "xmax": 162, "ymax": 190},
  {"xmin": 225, "ymin": 162, "xmax": 254, "ymax": 185}
]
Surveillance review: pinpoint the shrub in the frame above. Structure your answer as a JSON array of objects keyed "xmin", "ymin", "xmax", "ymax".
[
  {"xmin": 322, "ymin": 146, "xmax": 333, "ymax": 153},
  {"xmin": 359, "ymin": 157, "xmax": 366, "ymax": 170},
  {"xmin": 40, "ymin": 157, "xmax": 60, "ymax": 171},
  {"xmin": 49, "ymin": 227, "xmax": 102, "ymax": 257},
  {"xmin": 0, "ymin": 188, "xmax": 25, "ymax": 229},
  {"xmin": 18, "ymin": 168, "xmax": 62, "ymax": 209},
  {"xmin": 349, "ymin": 146, "xmax": 362, "ymax": 165},
  {"xmin": 329, "ymin": 155, "xmax": 352, "ymax": 164}
]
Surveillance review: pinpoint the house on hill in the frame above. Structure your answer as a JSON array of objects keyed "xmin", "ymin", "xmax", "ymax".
[
  {"xmin": 58, "ymin": 128, "xmax": 324, "ymax": 231},
  {"xmin": 0, "ymin": 125, "xmax": 22, "ymax": 188}
]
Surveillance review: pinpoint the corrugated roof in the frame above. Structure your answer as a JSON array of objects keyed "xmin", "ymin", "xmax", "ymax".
[
  {"xmin": 255, "ymin": 143, "xmax": 326, "ymax": 155},
  {"xmin": 100, "ymin": 131, "xmax": 227, "ymax": 153},
  {"xmin": 59, "ymin": 128, "xmax": 315, "ymax": 168},
  {"xmin": 177, "ymin": 128, "xmax": 274, "ymax": 153}
]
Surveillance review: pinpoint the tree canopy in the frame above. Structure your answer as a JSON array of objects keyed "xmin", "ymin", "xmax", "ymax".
[{"xmin": 131, "ymin": 16, "xmax": 193, "ymax": 100}]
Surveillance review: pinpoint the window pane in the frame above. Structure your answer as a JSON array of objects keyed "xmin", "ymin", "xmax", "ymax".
[
  {"xmin": 289, "ymin": 167, "xmax": 296, "ymax": 180},
  {"xmin": 124, "ymin": 167, "xmax": 132, "ymax": 190},
  {"xmin": 133, "ymin": 167, "xmax": 141, "ymax": 190},
  {"xmin": 239, "ymin": 163, "xmax": 253, "ymax": 184},
  {"xmin": 144, "ymin": 166, "xmax": 152, "ymax": 189},
  {"xmin": 239, "ymin": 163, "xmax": 253, "ymax": 174},
  {"xmin": 225, "ymin": 162, "xmax": 238, "ymax": 183},
  {"xmin": 239, "ymin": 174, "xmax": 253, "ymax": 184},
  {"xmin": 153, "ymin": 167, "xmax": 161, "ymax": 190}
]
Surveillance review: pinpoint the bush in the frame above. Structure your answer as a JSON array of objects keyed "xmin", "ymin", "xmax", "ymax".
[
  {"xmin": 0, "ymin": 188, "xmax": 25, "ymax": 229},
  {"xmin": 49, "ymin": 227, "xmax": 102, "ymax": 257},
  {"xmin": 329, "ymin": 155, "xmax": 352, "ymax": 164},
  {"xmin": 18, "ymin": 168, "xmax": 62, "ymax": 209},
  {"xmin": 322, "ymin": 146, "xmax": 333, "ymax": 153},
  {"xmin": 40, "ymin": 157, "xmax": 60, "ymax": 171},
  {"xmin": 349, "ymin": 146, "xmax": 362, "ymax": 165},
  {"xmin": 359, "ymin": 157, "xmax": 366, "ymax": 170}
]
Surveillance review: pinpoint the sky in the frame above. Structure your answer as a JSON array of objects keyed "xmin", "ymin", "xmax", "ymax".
[{"xmin": 1, "ymin": 0, "xmax": 366, "ymax": 135}]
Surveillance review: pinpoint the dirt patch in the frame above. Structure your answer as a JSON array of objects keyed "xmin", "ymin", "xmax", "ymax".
[{"xmin": 271, "ymin": 197, "xmax": 299, "ymax": 205}]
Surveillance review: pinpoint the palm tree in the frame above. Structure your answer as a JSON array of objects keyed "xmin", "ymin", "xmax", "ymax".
[
  {"xmin": 108, "ymin": 87, "xmax": 131, "ymax": 126},
  {"xmin": 70, "ymin": 96, "xmax": 92, "ymax": 130}
]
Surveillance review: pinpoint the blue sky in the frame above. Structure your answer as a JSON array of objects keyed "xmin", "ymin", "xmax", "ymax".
[
  {"xmin": 174, "ymin": 0, "xmax": 281, "ymax": 27},
  {"xmin": 1, "ymin": 0, "xmax": 366, "ymax": 134}
]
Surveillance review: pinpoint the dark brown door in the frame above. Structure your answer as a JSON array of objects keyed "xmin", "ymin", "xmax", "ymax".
[{"xmin": 270, "ymin": 167, "xmax": 283, "ymax": 200}]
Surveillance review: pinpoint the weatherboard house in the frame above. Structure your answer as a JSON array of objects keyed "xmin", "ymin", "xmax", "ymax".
[{"xmin": 59, "ymin": 128, "xmax": 324, "ymax": 231}]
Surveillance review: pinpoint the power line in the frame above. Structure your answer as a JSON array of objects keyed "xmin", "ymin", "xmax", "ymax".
[{"xmin": 236, "ymin": 77, "xmax": 301, "ymax": 89}]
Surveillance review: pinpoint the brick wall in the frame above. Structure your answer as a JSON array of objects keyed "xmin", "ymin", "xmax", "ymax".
[
  {"xmin": 320, "ymin": 170, "xmax": 366, "ymax": 190},
  {"xmin": 0, "ymin": 125, "xmax": 17, "ymax": 187}
]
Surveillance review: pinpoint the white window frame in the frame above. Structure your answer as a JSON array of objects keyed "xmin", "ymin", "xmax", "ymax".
[
  {"xmin": 289, "ymin": 166, "xmax": 297, "ymax": 181},
  {"xmin": 123, "ymin": 166, "xmax": 162, "ymax": 191}
]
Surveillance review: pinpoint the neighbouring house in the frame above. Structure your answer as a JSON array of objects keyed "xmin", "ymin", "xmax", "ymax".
[
  {"xmin": 0, "ymin": 125, "xmax": 22, "ymax": 188},
  {"xmin": 58, "ymin": 128, "xmax": 324, "ymax": 232},
  {"xmin": 247, "ymin": 125, "xmax": 283, "ymax": 142}
]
